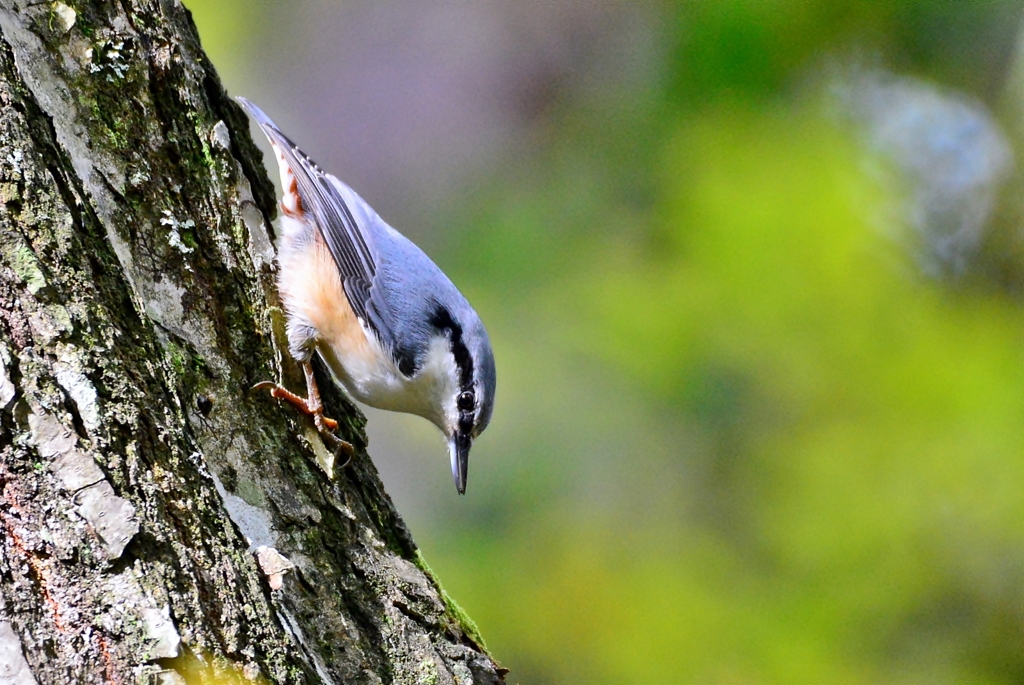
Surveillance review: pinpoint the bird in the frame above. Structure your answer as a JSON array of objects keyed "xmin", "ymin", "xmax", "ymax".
[{"xmin": 237, "ymin": 97, "xmax": 496, "ymax": 495}]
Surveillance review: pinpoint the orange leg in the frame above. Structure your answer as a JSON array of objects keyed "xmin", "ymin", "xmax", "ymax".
[{"xmin": 253, "ymin": 360, "xmax": 354, "ymax": 462}]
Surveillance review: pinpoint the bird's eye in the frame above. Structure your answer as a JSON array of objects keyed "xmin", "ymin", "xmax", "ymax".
[{"xmin": 457, "ymin": 391, "xmax": 475, "ymax": 412}]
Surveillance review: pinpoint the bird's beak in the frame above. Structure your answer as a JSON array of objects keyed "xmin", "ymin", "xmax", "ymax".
[{"xmin": 448, "ymin": 432, "xmax": 471, "ymax": 495}]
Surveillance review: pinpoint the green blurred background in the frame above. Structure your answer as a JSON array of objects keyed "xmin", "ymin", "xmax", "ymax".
[{"xmin": 187, "ymin": 2, "xmax": 1024, "ymax": 682}]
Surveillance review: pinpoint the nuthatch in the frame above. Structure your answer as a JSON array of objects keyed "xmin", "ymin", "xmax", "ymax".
[{"xmin": 238, "ymin": 98, "xmax": 496, "ymax": 494}]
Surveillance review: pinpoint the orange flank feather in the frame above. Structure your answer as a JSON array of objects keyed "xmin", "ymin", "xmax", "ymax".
[{"xmin": 277, "ymin": 232, "xmax": 379, "ymax": 372}]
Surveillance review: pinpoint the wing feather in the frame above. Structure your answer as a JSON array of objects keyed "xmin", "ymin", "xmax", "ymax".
[{"xmin": 237, "ymin": 98, "xmax": 379, "ymax": 329}]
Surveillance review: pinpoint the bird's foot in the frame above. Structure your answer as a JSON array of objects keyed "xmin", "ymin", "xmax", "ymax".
[
  {"xmin": 252, "ymin": 381, "xmax": 341, "ymax": 433},
  {"xmin": 253, "ymin": 361, "xmax": 355, "ymax": 472}
]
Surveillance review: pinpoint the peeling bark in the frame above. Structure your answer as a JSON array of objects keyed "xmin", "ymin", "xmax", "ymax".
[{"xmin": 0, "ymin": 1, "xmax": 505, "ymax": 683}]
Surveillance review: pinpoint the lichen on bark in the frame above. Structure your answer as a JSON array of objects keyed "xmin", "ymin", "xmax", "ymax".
[{"xmin": 0, "ymin": 1, "xmax": 505, "ymax": 683}]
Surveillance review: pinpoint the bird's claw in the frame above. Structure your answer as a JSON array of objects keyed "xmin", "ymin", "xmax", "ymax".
[{"xmin": 320, "ymin": 431, "xmax": 355, "ymax": 469}]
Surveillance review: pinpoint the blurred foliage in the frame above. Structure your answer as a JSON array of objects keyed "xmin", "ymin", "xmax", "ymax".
[{"xmin": 187, "ymin": 1, "xmax": 1024, "ymax": 683}]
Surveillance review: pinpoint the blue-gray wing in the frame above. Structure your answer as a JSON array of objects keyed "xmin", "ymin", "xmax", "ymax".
[{"xmin": 237, "ymin": 98, "xmax": 382, "ymax": 341}]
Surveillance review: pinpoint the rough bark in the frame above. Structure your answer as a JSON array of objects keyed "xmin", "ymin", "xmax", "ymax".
[{"xmin": 0, "ymin": 1, "xmax": 505, "ymax": 683}]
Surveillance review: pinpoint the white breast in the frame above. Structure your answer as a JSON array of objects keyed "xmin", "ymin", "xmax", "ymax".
[{"xmin": 319, "ymin": 332, "xmax": 457, "ymax": 434}]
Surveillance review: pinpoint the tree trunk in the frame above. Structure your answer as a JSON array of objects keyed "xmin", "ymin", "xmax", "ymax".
[{"xmin": 0, "ymin": 1, "xmax": 505, "ymax": 683}]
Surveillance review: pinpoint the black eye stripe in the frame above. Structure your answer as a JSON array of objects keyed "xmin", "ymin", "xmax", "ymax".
[
  {"xmin": 431, "ymin": 305, "xmax": 479, "ymax": 435},
  {"xmin": 430, "ymin": 305, "xmax": 474, "ymax": 390}
]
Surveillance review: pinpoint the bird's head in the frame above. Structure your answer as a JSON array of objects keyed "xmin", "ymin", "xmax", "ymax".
[{"xmin": 428, "ymin": 305, "xmax": 495, "ymax": 495}]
